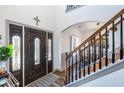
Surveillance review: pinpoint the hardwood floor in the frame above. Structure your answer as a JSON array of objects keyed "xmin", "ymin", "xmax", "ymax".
[{"xmin": 26, "ymin": 70, "xmax": 65, "ymax": 87}]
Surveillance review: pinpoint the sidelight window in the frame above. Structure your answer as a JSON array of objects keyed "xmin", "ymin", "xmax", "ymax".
[{"xmin": 48, "ymin": 39, "xmax": 52, "ymax": 61}]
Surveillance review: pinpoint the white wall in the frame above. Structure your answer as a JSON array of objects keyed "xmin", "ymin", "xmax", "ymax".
[{"xmin": 80, "ymin": 68, "xmax": 124, "ymax": 87}]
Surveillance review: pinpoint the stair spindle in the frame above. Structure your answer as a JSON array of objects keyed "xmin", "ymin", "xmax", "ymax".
[
  {"xmin": 71, "ymin": 54, "xmax": 74, "ymax": 82},
  {"xmin": 75, "ymin": 51, "xmax": 78, "ymax": 80},
  {"xmin": 105, "ymin": 27, "xmax": 108, "ymax": 66},
  {"xmin": 79, "ymin": 49, "xmax": 82, "ymax": 78},
  {"xmin": 112, "ymin": 21, "xmax": 115, "ymax": 63},
  {"xmin": 93, "ymin": 37, "xmax": 96, "ymax": 72},
  {"xmin": 99, "ymin": 33, "xmax": 102, "ymax": 69},
  {"xmin": 88, "ymin": 42, "xmax": 91, "ymax": 74},
  {"xmin": 65, "ymin": 52, "xmax": 68, "ymax": 84},
  {"xmin": 68, "ymin": 56, "xmax": 70, "ymax": 83},
  {"xmin": 83, "ymin": 45, "xmax": 86, "ymax": 77},
  {"xmin": 120, "ymin": 15, "xmax": 123, "ymax": 59}
]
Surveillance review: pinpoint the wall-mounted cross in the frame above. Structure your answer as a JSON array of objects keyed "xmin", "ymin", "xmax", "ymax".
[{"xmin": 33, "ymin": 16, "xmax": 40, "ymax": 26}]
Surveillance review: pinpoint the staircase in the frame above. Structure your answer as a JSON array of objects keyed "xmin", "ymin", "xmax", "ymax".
[{"xmin": 64, "ymin": 8, "xmax": 124, "ymax": 86}]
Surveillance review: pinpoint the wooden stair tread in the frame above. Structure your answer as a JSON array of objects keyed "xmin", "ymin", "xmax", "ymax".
[{"xmin": 80, "ymin": 57, "xmax": 113, "ymax": 76}]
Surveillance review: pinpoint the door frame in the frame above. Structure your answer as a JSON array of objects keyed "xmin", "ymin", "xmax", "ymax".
[{"xmin": 6, "ymin": 19, "xmax": 54, "ymax": 86}]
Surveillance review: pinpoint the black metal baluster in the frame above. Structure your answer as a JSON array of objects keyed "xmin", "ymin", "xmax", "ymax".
[
  {"xmin": 65, "ymin": 53, "xmax": 68, "ymax": 84},
  {"xmin": 94, "ymin": 37, "xmax": 96, "ymax": 72},
  {"xmin": 88, "ymin": 42, "xmax": 91, "ymax": 74},
  {"xmin": 112, "ymin": 21, "xmax": 115, "ymax": 63},
  {"xmin": 105, "ymin": 27, "xmax": 108, "ymax": 66},
  {"xmin": 120, "ymin": 15, "xmax": 123, "ymax": 59},
  {"xmin": 68, "ymin": 57, "xmax": 70, "ymax": 83},
  {"xmin": 71, "ymin": 55, "xmax": 74, "ymax": 82},
  {"xmin": 82, "ymin": 50, "xmax": 84, "ymax": 69},
  {"xmin": 99, "ymin": 33, "xmax": 102, "ymax": 69},
  {"xmin": 91, "ymin": 40, "xmax": 93, "ymax": 68},
  {"xmin": 101, "ymin": 36, "xmax": 103, "ymax": 57},
  {"xmin": 91, "ymin": 40, "xmax": 92, "ymax": 59},
  {"xmin": 81, "ymin": 49, "xmax": 84, "ymax": 72},
  {"xmin": 80, "ymin": 50, "xmax": 83, "ymax": 77},
  {"xmin": 79, "ymin": 49, "xmax": 81, "ymax": 78},
  {"xmin": 83, "ymin": 45, "xmax": 86, "ymax": 77},
  {"xmin": 75, "ymin": 51, "xmax": 78, "ymax": 80}
]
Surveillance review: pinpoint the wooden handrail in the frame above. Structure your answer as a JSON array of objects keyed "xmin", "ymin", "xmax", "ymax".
[{"xmin": 68, "ymin": 9, "xmax": 124, "ymax": 57}]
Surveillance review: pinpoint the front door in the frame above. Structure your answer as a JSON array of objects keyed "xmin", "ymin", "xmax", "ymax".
[
  {"xmin": 9, "ymin": 24, "xmax": 23, "ymax": 86},
  {"xmin": 24, "ymin": 27, "xmax": 46, "ymax": 85}
]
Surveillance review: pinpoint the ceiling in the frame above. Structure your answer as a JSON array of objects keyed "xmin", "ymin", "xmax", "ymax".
[{"xmin": 64, "ymin": 21, "xmax": 104, "ymax": 33}]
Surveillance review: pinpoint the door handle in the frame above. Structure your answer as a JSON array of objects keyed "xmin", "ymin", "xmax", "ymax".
[{"xmin": 45, "ymin": 53, "xmax": 47, "ymax": 58}]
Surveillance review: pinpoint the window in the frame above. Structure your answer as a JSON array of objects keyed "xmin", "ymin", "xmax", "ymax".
[
  {"xmin": 71, "ymin": 35, "xmax": 78, "ymax": 51},
  {"xmin": 12, "ymin": 35, "xmax": 21, "ymax": 71},
  {"xmin": 34, "ymin": 38, "xmax": 40, "ymax": 65},
  {"xmin": 48, "ymin": 39, "xmax": 52, "ymax": 61},
  {"xmin": 65, "ymin": 5, "xmax": 82, "ymax": 12}
]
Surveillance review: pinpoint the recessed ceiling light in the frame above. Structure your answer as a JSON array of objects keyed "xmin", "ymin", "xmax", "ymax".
[
  {"xmin": 78, "ymin": 26, "xmax": 82, "ymax": 28},
  {"xmin": 97, "ymin": 23, "xmax": 100, "ymax": 25}
]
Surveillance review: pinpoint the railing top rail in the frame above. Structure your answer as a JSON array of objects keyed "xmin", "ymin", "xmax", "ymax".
[{"xmin": 68, "ymin": 8, "xmax": 124, "ymax": 57}]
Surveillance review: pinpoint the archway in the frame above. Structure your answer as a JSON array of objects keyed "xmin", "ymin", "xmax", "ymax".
[{"xmin": 61, "ymin": 21, "xmax": 104, "ymax": 53}]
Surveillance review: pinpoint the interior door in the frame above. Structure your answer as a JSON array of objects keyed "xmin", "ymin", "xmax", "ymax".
[
  {"xmin": 24, "ymin": 27, "xmax": 46, "ymax": 85},
  {"xmin": 9, "ymin": 24, "xmax": 23, "ymax": 86}
]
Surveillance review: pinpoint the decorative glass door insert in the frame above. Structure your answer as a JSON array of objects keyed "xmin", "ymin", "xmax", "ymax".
[
  {"xmin": 12, "ymin": 35, "xmax": 21, "ymax": 71},
  {"xmin": 34, "ymin": 38, "xmax": 40, "ymax": 65}
]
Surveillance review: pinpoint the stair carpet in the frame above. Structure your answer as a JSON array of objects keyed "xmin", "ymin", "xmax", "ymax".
[{"xmin": 26, "ymin": 70, "xmax": 65, "ymax": 87}]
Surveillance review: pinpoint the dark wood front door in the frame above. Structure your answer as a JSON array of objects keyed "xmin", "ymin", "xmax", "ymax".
[
  {"xmin": 24, "ymin": 27, "xmax": 46, "ymax": 85},
  {"xmin": 9, "ymin": 24, "xmax": 23, "ymax": 86}
]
